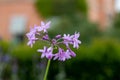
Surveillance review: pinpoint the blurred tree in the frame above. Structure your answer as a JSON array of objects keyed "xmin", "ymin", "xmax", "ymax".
[
  {"xmin": 35, "ymin": 0, "xmax": 100, "ymax": 43},
  {"xmin": 105, "ymin": 13, "xmax": 120, "ymax": 39},
  {"xmin": 48, "ymin": 15, "xmax": 100, "ymax": 44},
  {"xmin": 113, "ymin": 13, "xmax": 120, "ymax": 29},
  {"xmin": 35, "ymin": 0, "xmax": 87, "ymax": 18}
]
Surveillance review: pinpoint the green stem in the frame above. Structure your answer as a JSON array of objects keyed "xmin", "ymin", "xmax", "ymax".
[{"xmin": 43, "ymin": 59, "xmax": 51, "ymax": 80}]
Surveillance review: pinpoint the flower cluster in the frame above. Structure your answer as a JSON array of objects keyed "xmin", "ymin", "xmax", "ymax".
[{"xmin": 26, "ymin": 21, "xmax": 81, "ymax": 61}]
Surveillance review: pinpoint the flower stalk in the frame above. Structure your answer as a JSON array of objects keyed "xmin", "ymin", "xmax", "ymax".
[{"xmin": 43, "ymin": 59, "xmax": 51, "ymax": 80}]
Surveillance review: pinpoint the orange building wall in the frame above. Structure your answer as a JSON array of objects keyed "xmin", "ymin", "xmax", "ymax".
[
  {"xmin": 87, "ymin": 0, "xmax": 115, "ymax": 30},
  {"xmin": 0, "ymin": 2, "xmax": 42, "ymax": 40}
]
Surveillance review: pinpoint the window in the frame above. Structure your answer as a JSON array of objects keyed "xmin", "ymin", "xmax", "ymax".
[
  {"xmin": 115, "ymin": 0, "xmax": 120, "ymax": 12},
  {"xmin": 9, "ymin": 15, "xmax": 27, "ymax": 42}
]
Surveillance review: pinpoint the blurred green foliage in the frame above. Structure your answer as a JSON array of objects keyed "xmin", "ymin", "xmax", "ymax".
[
  {"xmin": 113, "ymin": 13, "xmax": 120, "ymax": 29},
  {"xmin": 10, "ymin": 41, "xmax": 48, "ymax": 60},
  {"xmin": 0, "ymin": 41, "xmax": 10, "ymax": 53},
  {"xmin": 49, "ymin": 38, "xmax": 120, "ymax": 80},
  {"xmin": 0, "ymin": 41, "xmax": 48, "ymax": 80},
  {"xmin": 0, "ymin": 38, "xmax": 120, "ymax": 80},
  {"xmin": 104, "ymin": 13, "xmax": 120, "ymax": 39},
  {"xmin": 35, "ymin": 0, "xmax": 99, "ymax": 44},
  {"xmin": 112, "ymin": 13, "xmax": 120, "ymax": 39},
  {"xmin": 48, "ymin": 15, "xmax": 100, "ymax": 44},
  {"xmin": 35, "ymin": 0, "xmax": 87, "ymax": 18}
]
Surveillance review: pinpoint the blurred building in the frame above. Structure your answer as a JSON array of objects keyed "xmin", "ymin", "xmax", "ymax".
[
  {"xmin": 0, "ymin": 0, "xmax": 119, "ymax": 40},
  {"xmin": 0, "ymin": 0, "xmax": 42, "ymax": 41},
  {"xmin": 87, "ymin": 0, "xmax": 115, "ymax": 30}
]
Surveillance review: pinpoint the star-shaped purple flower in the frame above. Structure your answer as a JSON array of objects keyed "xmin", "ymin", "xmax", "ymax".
[
  {"xmin": 63, "ymin": 34, "xmax": 73, "ymax": 46},
  {"xmin": 26, "ymin": 27, "xmax": 38, "ymax": 47},
  {"xmin": 63, "ymin": 32, "xmax": 81, "ymax": 49},
  {"xmin": 38, "ymin": 46, "xmax": 53, "ymax": 59},
  {"xmin": 40, "ymin": 21, "xmax": 51, "ymax": 33},
  {"xmin": 72, "ymin": 32, "xmax": 81, "ymax": 49},
  {"xmin": 67, "ymin": 48, "xmax": 76, "ymax": 57},
  {"xmin": 54, "ymin": 48, "xmax": 71, "ymax": 61}
]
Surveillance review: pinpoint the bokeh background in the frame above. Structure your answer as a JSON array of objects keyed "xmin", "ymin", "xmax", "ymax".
[{"xmin": 0, "ymin": 0, "xmax": 120, "ymax": 80}]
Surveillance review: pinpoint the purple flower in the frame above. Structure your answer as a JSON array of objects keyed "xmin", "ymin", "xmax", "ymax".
[
  {"xmin": 72, "ymin": 32, "xmax": 81, "ymax": 49},
  {"xmin": 63, "ymin": 34, "xmax": 73, "ymax": 46},
  {"xmin": 40, "ymin": 21, "xmax": 51, "ymax": 33},
  {"xmin": 35, "ymin": 26, "xmax": 43, "ymax": 32},
  {"xmin": 38, "ymin": 46, "xmax": 53, "ymax": 59},
  {"xmin": 54, "ymin": 48, "xmax": 71, "ymax": 61},
  {"xmin": 29, "ymin": 26, "xmax": 37, "ymax": 33},
  {"xmin": 35, "ymin": 21, "xmax": 51, "ymax": 32},
  {"xmin": 42, "ymin": 34, "xmax": 49, "ymax": 40},
  {"xmin": 63, "ymin": 34, "xmax": 73, "ymax": 41},
  {"xmin": 26, "ymin": 32, "xmax": 37, "ymax": 47},
  {"xmin": 55, "ymin": 35, "xmax": 61, "ymax": 39},
  {"xmin": 26, "ymin": 21, "xmax": 81, "ymax": 61},
  {"xmin": 52, "ymin": 39, "xmax": 57, "ymax": 45},
  {"xmin": 26, "ymin": 27, "xmax": 38, "ymax": 47},
  {"xmin": 63, "ymin": 32, "xmax": 81, "ymax": 49},
  {"xmin": 67, "ymin": 48, "xmax": 76, "ymax": 57},
  {"xmin": 27, "ymin": 39, "xmax": 36, "ymax": 48}
]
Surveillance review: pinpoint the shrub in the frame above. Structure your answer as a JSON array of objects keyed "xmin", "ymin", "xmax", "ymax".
[
  {"xmin": 64, "ymin": 38, "xmax": 120, "ymax": 80},
  {"xmin": 0, "ymin": 41, "xmax": 10, "ymax": 53}
]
